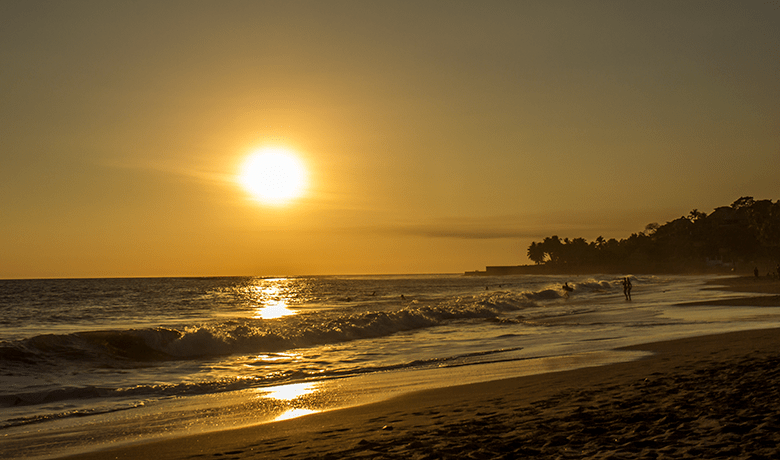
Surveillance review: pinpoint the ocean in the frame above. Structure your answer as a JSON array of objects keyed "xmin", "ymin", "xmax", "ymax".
[{"xmin": 2, "ymin": 274, "xmax": 780, "ymax": 459}]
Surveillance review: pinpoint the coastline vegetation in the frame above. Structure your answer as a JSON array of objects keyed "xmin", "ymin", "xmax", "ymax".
[{"xmin": 525, "ymin": 197, "xmax": 780, "ymax": 274}]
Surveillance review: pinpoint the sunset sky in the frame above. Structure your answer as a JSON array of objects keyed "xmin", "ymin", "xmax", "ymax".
[{"xmin": 2, "ymin": 1, "xmax": 778, "ymax": 279}]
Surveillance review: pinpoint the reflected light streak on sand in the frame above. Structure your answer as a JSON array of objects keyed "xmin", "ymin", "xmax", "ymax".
[
  {"xmin": 274, "ymin": 408, "xmax": 319, "ymax": 421},
  {"xmin": 259, "ymin": 382, "xmax": 317, "ymax": 401},
  {"xmin": 259, "ymin": 382, "xmax": 322, "ymax": 421}
]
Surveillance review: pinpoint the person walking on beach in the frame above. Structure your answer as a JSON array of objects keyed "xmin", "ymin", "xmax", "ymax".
[{"xmin": 622, "ymin": 277, "xmax": 632, "ymax": 301}]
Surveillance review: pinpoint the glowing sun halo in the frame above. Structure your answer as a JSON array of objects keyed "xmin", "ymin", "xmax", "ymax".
[{"xmin": 240, "ymin": 149, "xmax": 307, "ymax": 205}]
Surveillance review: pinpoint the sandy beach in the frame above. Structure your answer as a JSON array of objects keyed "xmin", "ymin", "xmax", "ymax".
[{"xmin": 64, "ymin": 277, "xmax": 780, "ymax": 460}]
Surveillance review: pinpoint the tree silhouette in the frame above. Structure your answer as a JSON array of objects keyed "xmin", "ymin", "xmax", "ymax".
[{"xmin": 526, "ymin": 197, "xmax": 780, "ymax": 272}]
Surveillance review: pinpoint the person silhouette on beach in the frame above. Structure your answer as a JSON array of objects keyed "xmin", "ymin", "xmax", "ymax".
[{"xmin": 622, "ymin": 277, "xmax": 632, "ymax": 301}]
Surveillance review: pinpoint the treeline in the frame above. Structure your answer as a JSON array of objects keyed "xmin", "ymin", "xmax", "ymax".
[{"xmin": 526, "ymin": 197, "xmax": 780, "ymax": 273}]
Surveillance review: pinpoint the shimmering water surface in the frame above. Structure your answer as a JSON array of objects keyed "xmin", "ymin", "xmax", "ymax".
[{"xmin": 2, "ymin": 274, "xmax": 779, "ymax": 459}]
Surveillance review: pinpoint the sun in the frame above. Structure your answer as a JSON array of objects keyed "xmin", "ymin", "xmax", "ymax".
[{"xmin": 239, "ymin": 148, "xmax": 307, "ymax": 205}]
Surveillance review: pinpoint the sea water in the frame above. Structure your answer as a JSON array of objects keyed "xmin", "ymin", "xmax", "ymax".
[{"xmin": 2, "ymin": 274, "xmax": 780, "ymax": 459}]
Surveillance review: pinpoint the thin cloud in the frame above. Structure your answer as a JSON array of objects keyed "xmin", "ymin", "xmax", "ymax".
[
  {"xmin": 366, "ymin": 215, "xmax": 626, "ymax": 240},
  {"xmin": 102, "ymin": 156, "xmax": 236, "ymax": 186}
]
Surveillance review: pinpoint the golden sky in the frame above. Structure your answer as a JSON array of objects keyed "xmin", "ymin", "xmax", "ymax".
[{"xmin": 2, "ymin": 1, "xmax": 778, "ymax": 278}]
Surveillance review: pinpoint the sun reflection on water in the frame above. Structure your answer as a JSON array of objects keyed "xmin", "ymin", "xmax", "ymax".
[
  {"xmin": 254, "ymin": 352, "xmax": 299, "ymax": 363},
  {"xmin": 249, "ymin": 279, "xmax": 298, "ymax": 319},
  {"xmin": 255, "ymin": 300, "xmax": 295, "ymax": 319}
]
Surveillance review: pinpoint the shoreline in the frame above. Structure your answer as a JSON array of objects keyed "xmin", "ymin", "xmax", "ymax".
[
  {"xmin": 675, "ymin": 275, "xmax": 780, "ymax": 306},
  {"xmin": 63, "ymin": 327, "xmax": 780, "ymax": 459},
  {"xmin": 702, "ymin": 274, "xmax": 780, "ymax": 294},
  {"xmin": 61, "ymin": 276, "xmax": 780, "ymax": 460}
]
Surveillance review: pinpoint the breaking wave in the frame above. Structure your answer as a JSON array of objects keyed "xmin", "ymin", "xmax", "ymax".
[{"xmin": 1, "ymin": 292, "xmax": 544, "ymax": 368}]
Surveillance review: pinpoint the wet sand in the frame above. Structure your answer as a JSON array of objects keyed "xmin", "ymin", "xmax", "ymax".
[
  {"xmin": 677, "ymin": 275, "xmax": 780, "ymax": 306},
  {"xmin": 703, "ymin": 274, "xmax": 780, "ymax": 295},
  {"xmin": 63, "ymin": 277, "xmax": 780, "ymax": 459}
]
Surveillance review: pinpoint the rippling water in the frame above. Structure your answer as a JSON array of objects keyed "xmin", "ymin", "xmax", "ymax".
[{"xmin": 2, "ymin": 274, "xmax": 779, "ymax": 459}]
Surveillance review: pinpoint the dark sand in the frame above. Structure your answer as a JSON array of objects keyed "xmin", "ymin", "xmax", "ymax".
[{"xmin": 63, "ymin": 277, "xmax": 780, "ymax": 459}]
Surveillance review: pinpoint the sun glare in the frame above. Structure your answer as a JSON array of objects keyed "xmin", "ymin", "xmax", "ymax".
[{"xmin": 240, "ymin": 148, "xmax": 307, "ymax": 205}]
